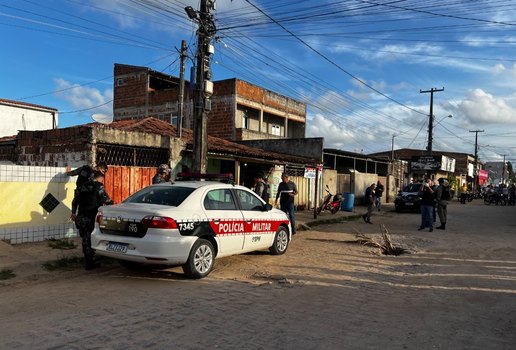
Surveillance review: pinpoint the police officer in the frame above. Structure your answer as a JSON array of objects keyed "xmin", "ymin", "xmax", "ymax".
[
  {"xmin": 66, "ymin": 162, "xmax": 108, "ymax": 188},
  {"xmin": 152, "ymin": 164, "xmax": 171, "ymax": 184},
  {"xmin": 71, "ymin": 171, "xmax": 113, "ymax": 270}
]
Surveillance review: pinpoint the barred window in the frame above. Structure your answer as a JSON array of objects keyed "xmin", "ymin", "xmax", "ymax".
[{"xmin": 96, "ymin": 144, "xmax": 169, "ymax": 167}]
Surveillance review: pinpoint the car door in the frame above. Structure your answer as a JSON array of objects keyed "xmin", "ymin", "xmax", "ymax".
[
  {"xmin": 203, "ymin": 188, "xmax": 245, "ymax": 254},
  {"xmin": 234, "ymin": 188, "xmax": 276, "ymax": 251}
]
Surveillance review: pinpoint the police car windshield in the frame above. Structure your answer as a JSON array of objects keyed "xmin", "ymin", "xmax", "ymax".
[{"xmin": 123, "ymin": 186, "xmax": 195, "ymax": 206}]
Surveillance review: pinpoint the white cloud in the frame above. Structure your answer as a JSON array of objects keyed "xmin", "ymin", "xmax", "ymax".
[
  {"xmin": 490, "ymin": 63, "xmax": 516, "ymax": 77},
  {"xmin": 53, "ymin": 78, "xmax": 113, "ymax": 116},
  {"xmin": 454, "ymin": 89, "xmax": 516, "ymax": 125}
]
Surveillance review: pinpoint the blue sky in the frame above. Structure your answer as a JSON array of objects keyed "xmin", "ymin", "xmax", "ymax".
[{"xmin": 1, "ymin": 0, "xmax": 515, "ymax": 164}]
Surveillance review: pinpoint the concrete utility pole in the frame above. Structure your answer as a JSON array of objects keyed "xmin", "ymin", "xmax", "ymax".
[
  {"xmin": 186, "ymin": 0, "xmax": 216, "ymax": 173},
  {"xmin": 420, "ymin": 87, "xmax": 444, "ymax": 155},
  {"xmin": 470, "ymin": 129, "xmax": 484, "ymax": 191},
  {"xmin": 176, "ymin": 40, "xmax": 187, "ymax": 138}
]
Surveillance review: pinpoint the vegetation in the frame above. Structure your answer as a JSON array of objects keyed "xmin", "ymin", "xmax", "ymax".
[
  {"xmin": 42, "ymin": 256, "xmax": 84, "ymax": 271},
  {"xmin": 0, "ymin": 269, "xmax": 16, "ymax": 280},
  {"xmin": 47, "ymin": 238, "xmax": 77, "ymax": 250}
]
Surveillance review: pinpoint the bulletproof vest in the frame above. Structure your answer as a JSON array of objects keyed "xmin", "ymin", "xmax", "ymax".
[{"xmin": 77, "ymin": 181, "xmax": 100, "ymax": 213}]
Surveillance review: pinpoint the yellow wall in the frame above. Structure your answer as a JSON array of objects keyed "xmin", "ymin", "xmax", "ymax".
[{"xmin": 0, "ymin": 181, "xmax": 75, "ymax": 228}]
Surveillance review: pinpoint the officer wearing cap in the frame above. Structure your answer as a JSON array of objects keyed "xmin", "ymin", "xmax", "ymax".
[{"xmin": 152, "ymin": 164, "xmax": 172, "ymax": 184}]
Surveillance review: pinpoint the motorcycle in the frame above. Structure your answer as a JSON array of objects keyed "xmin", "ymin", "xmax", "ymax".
[
  {"xmin": 317, "ymin": 186, "xmax": 343, "ymax": 215},
  {"xmin": 484, "ymin": 192, "xmax": 507, "ymax": 206}
]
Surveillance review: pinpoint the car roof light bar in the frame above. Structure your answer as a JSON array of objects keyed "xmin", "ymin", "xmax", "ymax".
[{"xmin": 176, "ymin": 172, "xmax": 234, "ymax": 184}]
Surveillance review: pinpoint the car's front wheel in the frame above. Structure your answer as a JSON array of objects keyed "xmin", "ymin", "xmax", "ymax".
[
  {"xmin": 182, "ymin": 239, "xmax": 215, "ymax": 279},
  {"xmin": 269, "ymin": 226, "xmax": 289, "ymax": 255}
]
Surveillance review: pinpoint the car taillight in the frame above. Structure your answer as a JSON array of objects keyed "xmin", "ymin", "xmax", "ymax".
[
  {"xmin": 96, "ymin": 212, "xmax": 103, "ymax": 224},
  {"xmin": 141, "ymin": 215, "xmax": 177, "ymax": 229}
]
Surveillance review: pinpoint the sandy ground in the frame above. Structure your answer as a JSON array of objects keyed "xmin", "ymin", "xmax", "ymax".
[{"xmin": 1, "ymin": 200, "xmax": 515, "ymax": 350}]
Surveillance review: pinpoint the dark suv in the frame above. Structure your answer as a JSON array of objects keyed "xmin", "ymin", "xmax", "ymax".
[{"xmin": 395, "ymin": 183, "xmax": 423, "ymax": 212}]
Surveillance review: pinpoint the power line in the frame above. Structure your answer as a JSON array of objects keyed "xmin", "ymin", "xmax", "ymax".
[{"xmin": 243, "ymin": 0, "xmax": 427, "ymax": 116}]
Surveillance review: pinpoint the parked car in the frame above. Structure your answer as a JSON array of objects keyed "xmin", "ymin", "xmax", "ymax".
[
  {"xmin": 395, "ymin": 183, "xmax": 423, "ymax": 212},
  {"xmin": 91, "ymin": 180, "xmax": 292, "ymax": 279}
]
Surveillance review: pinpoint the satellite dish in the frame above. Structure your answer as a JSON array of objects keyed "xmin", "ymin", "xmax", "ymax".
[{"xmin": 91, "ymin": 113, "xmax": 114, "ymax": 124}]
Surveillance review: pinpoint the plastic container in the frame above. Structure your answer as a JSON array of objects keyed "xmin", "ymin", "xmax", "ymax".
[{"xmin": 341, "ymin": 192, "xmax": 355, "ymax": 212}]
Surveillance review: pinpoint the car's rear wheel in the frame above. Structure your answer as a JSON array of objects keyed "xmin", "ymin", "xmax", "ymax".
[
  {"xmin": 182, "ymin": 239, "xmax": 215, "ymax": 279},
  {"xmin": 269, "ymin": 226, "xmax": 289, "ymax": 255}
]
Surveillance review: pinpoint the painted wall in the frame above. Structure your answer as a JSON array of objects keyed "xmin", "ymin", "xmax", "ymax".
[
  {"xmin": 0, "ymin": 104, "xmax": 56, "ymax": 137},
  {"xmin": 0, "ymin": 165, "xmax": 76, "ymax": 244}
]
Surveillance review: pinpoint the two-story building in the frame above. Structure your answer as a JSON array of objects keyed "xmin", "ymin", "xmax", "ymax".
[{"xmin": 113, "ymin": 63, "xmax": 306, "ymax": 142}]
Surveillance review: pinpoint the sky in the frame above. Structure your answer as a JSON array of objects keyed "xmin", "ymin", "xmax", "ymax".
[{"xmin": 1, "ymin": 0, "xmax": 515, "ymax": 165}]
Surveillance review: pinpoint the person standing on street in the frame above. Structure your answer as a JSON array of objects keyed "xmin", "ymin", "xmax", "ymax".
[
  {"xmin": 374, "ymin": 180, "xmax": 384, "ymax": 211},
  {"xmin": 362, "ymin": 183, "xmax": 376, "ymax": 224},
  {"xmin": 71, "ymin": 171, "xmax": 113, "ymax": 270},
  {"xmin": 275, "ymin": 173, "xmax": 298, "ymax": 234},
  {"xmin": 460, "ymin": 182, "xmax": 468, "ymax": 204},
  {"xmin": 418, "ymin": 179, "xmax": 435, "ymax": 232},
  {"xmin": 434, "ymin": 178, "xmax": 449, "ymax": 230},
  {"xmin": 253, "ymin": 172, "xmax": 270, "ymax": 204}
]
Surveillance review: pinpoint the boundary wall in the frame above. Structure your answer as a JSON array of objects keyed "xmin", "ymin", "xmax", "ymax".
[{"xmin": 0, "ymin": 165, "xmax": 76, "ymax": 244}]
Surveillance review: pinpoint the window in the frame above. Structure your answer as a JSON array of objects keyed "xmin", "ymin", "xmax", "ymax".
[
  {"xmin": 123, "ymin": 187, "xmax": 194, "ymax": 207},
  {"xmin": 242, "ymin": 115, "xmax": 249, "ymax": 129},
  {"xmin": 235, "ymin": 189, "xmax": 264, "ymax": 211},
  {"xmin": 271, "ymin": 124, "xmax": 281, "ymax": 136},
  {"xmin": 171, "ymin": 115, "xmax": 178, "ymax": 126},
  {"xmin": 117, "ymin": 78, "xmax": 124, "ymax": 86},
  {"xmin": 204, "ymin": 189, "xmax": 237, "ymax": 210}
]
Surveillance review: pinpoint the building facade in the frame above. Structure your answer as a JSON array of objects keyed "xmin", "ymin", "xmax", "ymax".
[
  {"xmin": 0, "ymin": 98, "xmax": 58, "ymax": 138},
  {"xmin": 113, "ymin": 64, "xmax": 306, "ymax": 142}
]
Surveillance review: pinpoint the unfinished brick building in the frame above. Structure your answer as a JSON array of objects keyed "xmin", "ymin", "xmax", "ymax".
[{"xmin": 113, "ymin": 64, "xmax": 306, "ymax": 141}]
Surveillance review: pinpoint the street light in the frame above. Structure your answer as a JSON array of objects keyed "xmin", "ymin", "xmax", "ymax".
[{"xmin": 434, "ymin": 114, "xmax": 453, "ymax": 127}]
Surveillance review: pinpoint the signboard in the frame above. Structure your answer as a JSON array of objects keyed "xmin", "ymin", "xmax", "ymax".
[
  {"xmin": 274, "ymin": 165, "xmax": 284, "ymax": 172},
  {"xmin": 411, "ymin": 156, "xmax": 442, "ymax": 171},
  {"xmin": 411, "ymin": 155, "xmax": 455, "ymax": 172},
  {"xmin": 304, "ymin": 167, "xmax": 316, "ymax": 179},
  {"xmin": 441, "ymin": 155, "xmax": 456, "ymax": 172}
]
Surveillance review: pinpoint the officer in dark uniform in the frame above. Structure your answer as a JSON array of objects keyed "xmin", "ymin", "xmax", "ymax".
[
  {"xmin": 66, "ymin": 162, "xmax": 108, "ymax": 188},
  {"xmin": 152, "ymin": 164, "xmax": 171, "ymax": 184},
  {"xmin": 71, "ymin": 171, "xmax": 113, "ymax": 270}
]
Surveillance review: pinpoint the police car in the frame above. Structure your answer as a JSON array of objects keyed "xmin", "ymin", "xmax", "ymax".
[{"xmin": 91, "ymin": 175, "xmax": 292, "ymax": 279}]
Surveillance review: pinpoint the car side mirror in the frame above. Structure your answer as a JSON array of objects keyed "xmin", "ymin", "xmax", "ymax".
[{"xmin": 264, "ymin": 203, "xmax": 273, "ymax": 211}]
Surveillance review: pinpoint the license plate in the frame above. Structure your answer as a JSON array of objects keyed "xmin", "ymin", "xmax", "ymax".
[
  {"xmin": 106, "ymin": 242, "xmax": 128, "ymax": 253},
  {"xmin": 405, "ymin": 202, "xmax": 414, "ymax": 206}
]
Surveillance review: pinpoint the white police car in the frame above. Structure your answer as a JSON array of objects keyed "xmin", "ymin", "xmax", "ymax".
[{"xmin": 91, "ymin": 176, "xmax": 292, "ymax": 279}]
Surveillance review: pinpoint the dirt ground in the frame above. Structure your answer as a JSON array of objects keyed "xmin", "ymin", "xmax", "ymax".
[{"xmin": 1, "ymin": 200, "xmax": 515, "ymax": 350}]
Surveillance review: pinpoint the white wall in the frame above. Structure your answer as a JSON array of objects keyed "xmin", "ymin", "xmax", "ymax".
[{"xmin": 0, "ymin": 103, "xmax": 57, "ymax": 137}]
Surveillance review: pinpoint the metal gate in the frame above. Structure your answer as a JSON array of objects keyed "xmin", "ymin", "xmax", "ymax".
[{"xmin": 103, "ymin": 166, "xmax": 154, "ymax": 204}]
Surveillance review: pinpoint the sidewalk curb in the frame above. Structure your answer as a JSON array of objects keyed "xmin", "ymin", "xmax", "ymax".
[{"xmin": 298, "ymin": 214, "xmax": 362, "ymax": 231}]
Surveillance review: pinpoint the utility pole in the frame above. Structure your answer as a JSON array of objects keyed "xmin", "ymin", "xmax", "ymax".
[
  {"xmin": 176, "ymin": 39, "xmax": 187, "ymax": 138},
  {"xmin": 420, "ymin": 87, "xmax": 444, "ymax": 155},
  {"xmin": 469, "ymin": 129, "xmax": 484, "ymax": 192},
  {"xmin": 185, "ymin": 0, "xmax": 216, "ymax": 173}
]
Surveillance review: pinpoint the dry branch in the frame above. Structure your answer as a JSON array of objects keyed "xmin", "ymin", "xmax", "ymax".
[{"xmin": 352, "ymin": 225, "xmax": 407, "ymax": 256}]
